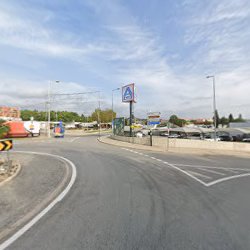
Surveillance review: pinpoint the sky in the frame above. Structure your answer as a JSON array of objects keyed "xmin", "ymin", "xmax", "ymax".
[{"xmin": 0, "ymin": 0, "xmax": 250, "ymax": 119}]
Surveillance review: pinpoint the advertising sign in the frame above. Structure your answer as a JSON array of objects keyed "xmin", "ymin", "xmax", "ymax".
[
  {"xmin": 122, "ymin": 84, "xmax": 136, "ymax": 103},
  {"xmin": 113, "ymin": 118, "xmax": 125, "ymax": 136},
  {"xmin": 147, "ymin": 112, "xmax": 161, "ymax": 126}
]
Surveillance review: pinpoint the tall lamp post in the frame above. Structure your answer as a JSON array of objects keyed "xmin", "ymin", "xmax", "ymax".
[
  {"xmin": 48, "ymin": 80, "xmax": 60, "ymax": 138},
  {"xmin": 206, "ymin": 75, "xmax": 217, "ymax": 141},
  {"xmin": 112, "ymin": 88, "xmax": 120, "ymax": 133}
]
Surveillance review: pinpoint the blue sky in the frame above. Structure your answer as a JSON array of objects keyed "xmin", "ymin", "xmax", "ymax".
[{"xmin": 0, "ymin": 0, "xmax": 250, "ymax": 119}]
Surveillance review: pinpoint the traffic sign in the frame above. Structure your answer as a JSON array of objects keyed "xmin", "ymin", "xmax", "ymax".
[
  {"xmin": 0, "ymin": 140, "xmax": 13, "ymax": 151},
  {"xmin": 122, "ymin": 84, "xmax": 136, "ymax": 102}
]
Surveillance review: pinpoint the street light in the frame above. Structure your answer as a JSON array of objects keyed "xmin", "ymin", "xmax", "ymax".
[
  {"xmin": 206, "ymin": 75, "xmax": 217, "ymax": 141},
  {"xmin": 112, "ymin": 87, "xmax": 120, "ymax": 133},
  {"xmin": 48, "ymin": 80, "xmax": 60, "ymax": 138}
]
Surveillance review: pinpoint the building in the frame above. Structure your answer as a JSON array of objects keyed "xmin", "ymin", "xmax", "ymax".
[{"xmin": 0, "ymin": 106, "xmax": 21, "ymax": 120}]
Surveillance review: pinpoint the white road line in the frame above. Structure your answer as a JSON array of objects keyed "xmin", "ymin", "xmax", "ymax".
[
  {"xmin": 163, "ymin": 162, "xmax": 208, "ymax": 187},
  {"xmin": 69, "ymin": 137, "xmax": 81, "ymax": 143},
  {"xmin": 122, "ymin": 147, "xmax": 250, "ymax": 187},
  {"xmin": 224, "ymin": 169, "xmax": 239, "ymax": 174},
  {"xmin": 186, "ymin": 170, "xmax": 212, "ymax": 179},
  {"xmin": 198, "ymin": 168, "xmax": 225, "ymax": 176},
  {"xmin": 156, "ymin": 159, "xmax": 162, "ymax": 162},
  {"xmin": 207, "ymin": 173, "xmax": 250, "ymax": 187},
  {"xmin": 174, "ymin": 163, "xmax": 249, "ymax": 172},
  {"xmin": 0, "ymin": 151, "xmax": 77, "ymax": 250}
]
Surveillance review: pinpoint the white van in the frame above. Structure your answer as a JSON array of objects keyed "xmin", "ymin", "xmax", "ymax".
[{"xmin": 24, "ymin": 121, "xmax": 41, "ymax": 137}]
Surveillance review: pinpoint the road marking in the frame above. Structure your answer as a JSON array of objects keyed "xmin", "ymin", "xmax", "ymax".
[
  {"xmin": 118, "ymin": 146, "xmax": 250, "ymax": 187},
  {"xmin": 0, "ymin": 151, "xmax": 77, "ymax": 250},
  {"xmin": 69, "ymin": 137, "xmax": 81, "ymax": 143},
  {"xmin": 197, "ymin": 168, "xmax": 225, "ymax": 176},
  {"xmin": 223, "ymin": 169, "xmax": 239, "ymax": 174},
  {"xmin": 186, "ymin": 170, "xmax": 212, "ymax": 179},
  {"xmin": 162, "ymin": 161, "xmax": 208, "ymax": 187},
  {"xmin": 174, "ymin": 164, "xmax": 249, "ymax": 172},
  {"xmin": 206, "ymin": 173, "xmax": 250, "ymax": 186}
]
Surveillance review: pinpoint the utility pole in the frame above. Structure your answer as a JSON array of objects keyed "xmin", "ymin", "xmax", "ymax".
[
  {"xmin": 47, "ymin": 81, "xmax": 51, "ymax": 138},
  {"xmin": 97, "ymin": 91, "xmax": 101, "ymax": 139},
  {"xmin": 112, "ymin": 88, "xmax": 120, "ymax": 134},
  {"xmin": 48, "ymin": 80, "xmax": 60, "ymax": 138},
  {"xmin": 206, "ymin": 75, "xmax": 217, "ymax": 141}
]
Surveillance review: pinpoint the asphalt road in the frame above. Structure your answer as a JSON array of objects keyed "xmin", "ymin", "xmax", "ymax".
[{"xmin": 6, "ymin": 135, "xmax": 250, "ymax": 250}]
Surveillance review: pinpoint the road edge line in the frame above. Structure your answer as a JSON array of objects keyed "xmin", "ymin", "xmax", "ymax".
[{"xmin": 0, "ymin": 151, "xmax": 77, "ymax": 250}]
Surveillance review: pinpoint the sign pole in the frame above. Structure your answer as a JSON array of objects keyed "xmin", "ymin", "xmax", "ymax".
[{"xmin": 129, "ymin": 101, "xmax": 133, "ymax": 137}]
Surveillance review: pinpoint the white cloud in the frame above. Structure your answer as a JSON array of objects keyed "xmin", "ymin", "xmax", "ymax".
[{"xmin": 0, "ymin": 0, "xmax": 249, "ymax": 119}]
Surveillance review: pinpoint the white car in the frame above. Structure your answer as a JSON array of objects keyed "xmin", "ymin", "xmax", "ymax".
[{"xmin": 204, "ymin": 137, "xmax": 221, "ymax": 142}]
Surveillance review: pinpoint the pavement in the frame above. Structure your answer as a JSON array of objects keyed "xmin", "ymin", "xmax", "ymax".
[
  {"xmin": 0, "ymin": 151, "xmax": 71, "ymax": 243},
  {"xmin": 100, "ymin": 135, "xmax": 250, "ymax": 158},
  {"xmin": 1, "ymin": 134, "xmax": 250, "ymax": 249}
]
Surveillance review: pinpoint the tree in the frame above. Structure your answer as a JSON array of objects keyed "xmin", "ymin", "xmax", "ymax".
[
  {"xmin": 214, "ymin": 110, "xmax": 220, "ymax": 128},
  {"xmin": 204, "ymin": 120, "xmax": 213, "ymax": 126},
  {"xmin": 91, "ymin": 109, "xmax": 116, "ymax": 123},
  {"xmin": 228, "ymin": 114, "xmax": 234, "ymax": 123},
  {"xmin": 234, "ymin": 114, "xmax": 245, "ymax": 123},
  {"xmin": 0, "ymin": 119, "xmax": 9, "ymax": 139},
  {"xmin": 169, "ymin": 114, "xmax": 186, "ymax": 127},
  {"xmin": 220, "ymin": 116, "xmax": 229, "ymax": 127}
]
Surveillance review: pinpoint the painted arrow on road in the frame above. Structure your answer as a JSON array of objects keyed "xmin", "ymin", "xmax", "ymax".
[{"xmin": 0, "ymin": 140, "xmax": 13, "ymax": 151}]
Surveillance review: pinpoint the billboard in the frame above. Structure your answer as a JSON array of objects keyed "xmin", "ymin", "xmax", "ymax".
[
  {"xmin": 122, "ymin": 83, "xmax": 136, "ymax": 103},
  {"xmin": 113, "ymin": 118, "xmax": 125, "ymax": 136},
  {"xmin": 147, "ymin": 112, "xmax": 161, "ymax": 126}
]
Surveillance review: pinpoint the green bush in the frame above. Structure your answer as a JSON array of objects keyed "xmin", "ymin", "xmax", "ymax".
[{"xmin": 0, "ymin": 120, "xmax": 9, "ymax": 139}]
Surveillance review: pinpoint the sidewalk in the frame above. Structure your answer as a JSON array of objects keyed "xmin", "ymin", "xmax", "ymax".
[
  {"xmin": 99, "ymin": 136, "xmax": 250, "ymax": 158},
  {"xmin": 0, "ymin": 152, "xmax": 71, "ymax": 242}
]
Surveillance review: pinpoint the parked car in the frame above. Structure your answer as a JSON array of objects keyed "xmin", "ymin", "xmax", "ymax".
[
  {"xmin": 159, "ymin": 132, "xmax": 169, "ymax": 137},
  {"xmin": 219, "ymin": 135, "xmax": 233, "ymax": 141},
  {"xmin": 136, "ymin": 131, "xmax": 146, "ymax": 138},
  {"xmin": 242, "ymin": 138, "xmax": 250, "ymax": 142},
  {"xmin": 168, "ymin": 134, "xmax": 181, "ymax": 138}
]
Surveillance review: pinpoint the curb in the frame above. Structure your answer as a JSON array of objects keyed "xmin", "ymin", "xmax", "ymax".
[
  {"xmin": 98, "ymin": 136, "xmax": 250, "ymax": 158},
  {"xmin": 0, "ymin": 162, "xmax": 22, "ymax": 188}
]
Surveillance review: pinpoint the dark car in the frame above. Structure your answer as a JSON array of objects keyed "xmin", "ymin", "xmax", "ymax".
[{"xmin": 219, "ymin": 135, "xmax": 233, "ymax": 141}]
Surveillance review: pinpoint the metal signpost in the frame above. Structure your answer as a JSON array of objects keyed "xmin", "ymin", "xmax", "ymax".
[{"xmin": 122, "ymin": 83, "xmax": 136, "ymax": 137}]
